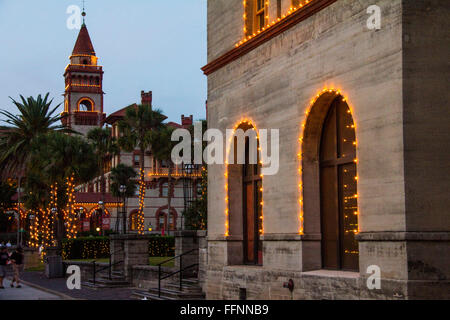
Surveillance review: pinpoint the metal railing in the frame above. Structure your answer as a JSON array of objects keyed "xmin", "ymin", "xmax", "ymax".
[
  {"xmin": 157, "ymin": 248, "xmax": 199, "ymax": 298},
  {"xmin": 91, "ymin": 247, "xmax": 124, "ymax": 286}
]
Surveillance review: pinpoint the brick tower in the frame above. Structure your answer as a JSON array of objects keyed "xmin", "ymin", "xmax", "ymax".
[{"xmin": 62, "ymin": 16, "xmax": 105, "ymax": 135}]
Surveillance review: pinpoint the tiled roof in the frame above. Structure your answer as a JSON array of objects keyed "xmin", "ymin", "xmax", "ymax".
[
  {"xmin": 72, "ymin": 24, "xmax": 96, "ymax": 55},
  {"xmin": 104, "ymin": 104, "xmax": 137, "ymax": 125},
  {"xmin": 75, "ymin": 193, "xmax": 121, "ymax": 204}
]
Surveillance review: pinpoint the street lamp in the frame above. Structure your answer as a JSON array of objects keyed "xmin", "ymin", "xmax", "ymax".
[
  {"xmin": 98, "ymin": 201, "xmax": 105, "ymax": 236},
  {"xmin": 77, "ymin": 207, "xmax": 84, "ymax": 233},
  {"xmin": 78, "ymin": 207, "xmax": 84, "ymax": 218},
  {"xmin": 51, "ymin": 207, "xmax": 61, "ymax": 248},
  {"xmin": 119, "ymin": 185, "xmax": 127, "ymax": 235}
]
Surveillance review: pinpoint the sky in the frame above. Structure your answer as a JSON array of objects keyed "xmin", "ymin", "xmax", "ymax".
[{"xmin": 0, "ymin": 0, "xmax": 207, "ymax": 124}]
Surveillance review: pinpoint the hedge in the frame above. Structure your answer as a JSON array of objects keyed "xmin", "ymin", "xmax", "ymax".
[
  {"xmin": 61, "ymin": 235, "xmax": 175, "ymax": 260},
  {"xmin": 148, "ymin": 236, "xmax": 175, "ymax": 257},
  {"xmin": 62, "ymin": 237, "xmax": 110, "ymax": 260}
]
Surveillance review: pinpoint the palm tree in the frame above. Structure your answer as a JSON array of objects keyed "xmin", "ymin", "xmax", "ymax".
[
  {"xmin": 0, "ymin": 93, "xmax": 72, "ymax": 245},
  {"xmin": 27, "ymin": 132, "xmax": 98, "ymax": 244},
  {"xmin": 0, "ymin": 93, "xmax": 72, "ymax": 180},
  {"xmin": 110, "ymin": 164, "xmax": 137, "ymax": 233},
  {"xmin": 118, "ymin": 104, "xmax": 166, "ymax": 234},
  {"xmin": 87, "ymin": 127, "xmax": 120, "ymax": 199},
  {"xmin": 151, "ymin": 125, "xmax": 178, "ymax": 233}
]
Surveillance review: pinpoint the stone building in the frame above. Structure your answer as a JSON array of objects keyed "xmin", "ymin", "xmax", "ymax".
[{"xmin": 202, "ymin": 0, "xmax": 449, "ymax": 299}]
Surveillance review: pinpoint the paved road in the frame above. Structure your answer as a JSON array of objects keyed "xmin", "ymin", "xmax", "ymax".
[
  {"xmin": 0, "ymin": 279, "xmax": 62, "ymax": 300},
  {"xmin": 20, "ymin": 271, "xmax": 136, "ymax": 300}
]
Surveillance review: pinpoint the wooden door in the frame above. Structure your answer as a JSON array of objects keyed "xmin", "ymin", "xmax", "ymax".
[
  {"xmin": 243, "ymin": 136, "xmax": 263, "ymax": 265},
  {"xmin": 320, "ymin": 98, "xmax": 359, "ymax": 271}
]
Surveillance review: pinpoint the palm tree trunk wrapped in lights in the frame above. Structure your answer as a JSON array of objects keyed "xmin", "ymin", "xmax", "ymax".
[
  {"xmin": 118, "ymin": 103, "xmax": 166, "ymax": 235},
  {"xmin": 65, "ymin": 174, "xmax": 78, "ymax": 239},
  {"xmin": 137, "ymin": 168, "xmax": 146, "ymax": 234}
]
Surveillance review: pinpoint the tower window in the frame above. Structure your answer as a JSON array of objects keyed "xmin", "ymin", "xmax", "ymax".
[
  {"xmin": 78, "ymin": 98, "xmax": 94, "ymax": 112},
  {"xmin": 82, "ymin": 59, "xmax": 89, "ymax": 65}
]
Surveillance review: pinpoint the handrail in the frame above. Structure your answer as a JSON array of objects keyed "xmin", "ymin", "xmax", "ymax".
[
  {"xmin": 91, "ymin": 247, "xmax": 125, "ymax": 285},
  {"xmin": 157, "ymin": 248, "xmax": 199, "ymax": 298},
  {"xmin": 160, "ymin": 263, "xmax": 199, "ymax": 281},
  {"xmin": 156, "ymin": 248, "xmax": 198, "ymax": 267},
  {"xmin": 92, "ymin": 260, "xmax": 124, "ymax": 286}
]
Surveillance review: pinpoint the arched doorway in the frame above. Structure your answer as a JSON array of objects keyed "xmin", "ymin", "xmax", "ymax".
[
  {"xmin": 319, "ymin": 97, "xmax": 358, "ymax": 271},
  {"xmin": 88, "ymin": 207, "xmax": 110, "ymax": 233},
  {"xmin": 302, "ymin": 90, "xmax": 359, "ymax": 272}
]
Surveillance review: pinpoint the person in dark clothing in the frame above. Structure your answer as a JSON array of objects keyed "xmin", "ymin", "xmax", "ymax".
[
  {"xmin": 10, "ymin": 247, "xmax": 24, "ymax": 288},
  {"xmin": 0, "ymin": 245, "xmax": 9, "ymax": 289}
]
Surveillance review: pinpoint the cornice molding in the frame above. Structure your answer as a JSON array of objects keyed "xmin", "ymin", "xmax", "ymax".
[{"xmin": 201, "ymin": 0, "xmax": 337, "ymax": 76}]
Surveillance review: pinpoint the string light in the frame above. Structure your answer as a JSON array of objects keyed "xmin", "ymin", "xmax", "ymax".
[
  {"xmin": 137, "ymin": 168, "xmax": 146, "ymax": 235},
  {"xmin": 28, "ymin": 210, "xmax": 40, "ymax": 248},
  {"xmin": 237, "ymin": 0, "xmax": 314, "ymax": 48},
  {"xmin": 298, "ymin": 88, "xmax": 360, "ymax": 235},
  {"xmin": 224, "ymin": 118, "xmax": 264, "ymax": 237},
  {"xmin": 65, "ymin": 175, "xmax": 78, "ymax": 239}
]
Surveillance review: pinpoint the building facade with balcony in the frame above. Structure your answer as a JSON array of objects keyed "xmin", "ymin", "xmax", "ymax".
[{"xmin": 63, "ymin": 22, "xmax": 203, "ymax": 235}]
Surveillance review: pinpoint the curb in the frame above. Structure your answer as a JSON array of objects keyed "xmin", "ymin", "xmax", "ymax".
[{"xmin": 8, "ymin": 277, "xmax": 78, "ymax": 300}]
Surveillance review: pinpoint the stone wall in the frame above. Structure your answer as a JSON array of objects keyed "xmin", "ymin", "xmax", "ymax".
[
  {"xmin": 23, "ymin": 248, "xmax": 41, "ymax": 269},
  {"xmin": 131, "ymin": 265, "xmax": 176, "ymax": 290}
]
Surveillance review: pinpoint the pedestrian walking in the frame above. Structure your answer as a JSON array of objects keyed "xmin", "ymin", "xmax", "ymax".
[
  {"xmin": 0, "ymin": 245, "xmax": 9, "ymax": 289},
  {"xmin": 10, "ymin": 247, "xmax": 24, "ymax": 288}
]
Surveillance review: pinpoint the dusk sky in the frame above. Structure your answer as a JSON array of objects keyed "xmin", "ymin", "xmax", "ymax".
[{"xmin": 0, "ymin": 0, "xmax": 207, "ymax": 123}]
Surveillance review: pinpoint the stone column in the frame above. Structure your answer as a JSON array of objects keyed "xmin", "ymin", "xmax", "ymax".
[
  {"xmin": 197, "ymin": 230, "xmax": 208, "ymax": 288},
  {"xmin": 110, "ymin": 234, "xmax": 152, "ymax": 280},
  {"xmin": 175, "ymin": 230, "xmax": 201, "ymax": 277}
]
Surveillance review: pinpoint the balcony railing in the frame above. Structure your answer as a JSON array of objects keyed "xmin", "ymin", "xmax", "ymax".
[{"xmin": 148, "ymin": 167, "xmax": 202, "ymax": 178}]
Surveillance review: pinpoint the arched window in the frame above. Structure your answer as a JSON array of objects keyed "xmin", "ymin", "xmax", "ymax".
[
  {"xmin": 302, "ymin": 92, "xmax": 359, "ymax": 272},
  {"xmin": 319, "ymin": 97, "xmax": 359, "ymax": 271},
  {"xmin": 227, "ymin": 122, "xmax": 263, "ymax": 265},
  {"xmin": 78, "ymin": 98, "xmax": 94, "ymax": 112},
  {"xmin": 161, "ymin": 182, "xmax": 169, "ymax": 197},
  {"xmin": 129, "ymin": 210, "xmax": 139, "ymax": 231},
  {"xmin": 156, "ymin": 206, "xmax": 178, "ymax": 231}
]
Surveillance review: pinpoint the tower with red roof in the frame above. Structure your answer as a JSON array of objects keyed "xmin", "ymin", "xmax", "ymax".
[{"xmin": 62, "ymin": 12, "xmax": 105, "ymax": 136}]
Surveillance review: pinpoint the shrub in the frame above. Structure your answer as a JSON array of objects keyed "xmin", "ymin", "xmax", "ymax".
[
  {"xmin": 61, "ymin": 235, "xmax": 175, "ymax": 260},
  {"xmin": 62, "ymin": 237, "xmax": 110, "ymax": 260}
]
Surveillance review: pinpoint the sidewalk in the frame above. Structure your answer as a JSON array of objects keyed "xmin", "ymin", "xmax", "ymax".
[
  {"xmin": 0, "ymin": 278, "xmax": 62, "ymax": 300},
  {"xmin": 19, "ymin": 271, "xmax": 136, "ymax": 300}
]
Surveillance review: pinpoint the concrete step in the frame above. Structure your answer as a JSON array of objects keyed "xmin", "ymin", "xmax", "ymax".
[
  {"xmin": 84, "ymin": 278, "xmax": 131, "ymax": 288},
  {"xmin": 182, "ymin": 278, "xmax": 200, "ymax": 285},
  {"xmin": 164, "ymin": 282, "xmax": 203, "ymax": 293},
  {"xmin": 131, "ymin": 290, "xmax": 177, "ymax": 301},
  {"xmin": 98, "ymin": 275, "xmax": 126, "ymax": 281},
  {"xmin": 146, "ymin": 287, "xmax": 205, "ymax": 300}
]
